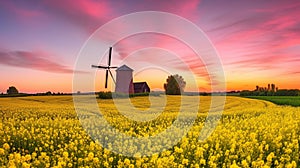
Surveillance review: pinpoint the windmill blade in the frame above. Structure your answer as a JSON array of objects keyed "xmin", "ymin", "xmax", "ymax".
[
  {"xmin": 109, "ymin": 66, "xmax": 118, "ymax": 69},
  {"xmin": 105, "ymin": 70, "xmax": 109, "ymax": 88},
  {"xmin": 108, "ymin": 47, "xmax": 112, "ymax": 66},
  {"xmin": 108, "ymin": 70, "xmax": 116, "ymax": 84},
  {"xmin": 91, "ymin": 65, "xmax": 108, "ymax": 69}
]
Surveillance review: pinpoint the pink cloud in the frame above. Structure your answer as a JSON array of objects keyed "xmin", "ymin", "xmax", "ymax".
[
  {"xmin": 133, "ymin": 0, "xmax": 202, "ymax": 21},
  {"xmin": 207, "ymin": 2, "xmax": 300, "ymax": 78},
  {"xmin": 0, "ymin": 50, "xmax": 84, "ymax": 74},
  {"xmin": 114, "ymin": 33, "xmax": 206, "ymax": 68},
  {"xmin": 1, "ymin": 0, "xmax": 202, "ymax": 33},
  {"xmin": 253, "ymin": 1, "xmax": 300, "ymax": 13},
  {"xmin": 43, "ymin": 0, "xmax": 202, "ymax": 33},
  {"xmin": 110, "ymin": 32, "xmax": 213, "ymax": 88},
  {"xmin": 0, "ymin": 1, "xmax": 44, "ymax": 21},
  {"xmin": 41, "ymin": 0, "xmax": 115, "ymax": 33}
]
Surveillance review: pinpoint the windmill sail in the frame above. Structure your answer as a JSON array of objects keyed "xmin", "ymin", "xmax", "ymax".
[
  {"xmin": 108, "ymin": 47, "xmax": 112, "ymax": 66},
  {"xmin": 91, "ymin": 47, "xmax": 117, "ymax": 88}
]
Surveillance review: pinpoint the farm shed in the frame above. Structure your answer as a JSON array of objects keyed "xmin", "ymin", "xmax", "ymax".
[{"xmin": 133, "ymin": 82, "xmax": 150, "ymax": 93}]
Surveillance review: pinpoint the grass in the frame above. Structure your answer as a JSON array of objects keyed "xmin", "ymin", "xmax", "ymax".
[{"xmin": 245, "ymin": 96, "xmax": 300, "ymax": 107}]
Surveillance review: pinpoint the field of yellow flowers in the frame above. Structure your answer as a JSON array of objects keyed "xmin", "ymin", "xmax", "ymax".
[{"xmin": 0, "ymin": 95, "xmax": 299, "ymax": 167}]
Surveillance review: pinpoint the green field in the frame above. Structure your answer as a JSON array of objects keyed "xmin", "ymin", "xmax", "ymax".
[{"xmin": 246, "ymin": 96, "xmax": 300, "ymax": 107}]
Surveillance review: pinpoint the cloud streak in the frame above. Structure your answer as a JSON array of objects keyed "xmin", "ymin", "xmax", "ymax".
[{"xmin": 0, "ymin": 50, "xmax": 83, "ymax": 74}]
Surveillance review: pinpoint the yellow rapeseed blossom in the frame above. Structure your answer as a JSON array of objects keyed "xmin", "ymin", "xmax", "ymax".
[
  {"xmin": 63, "ymin": 151, "xmax": 69, "ymax": 158},
  {"xmin": 88, "ymin": 152, "xmax": 94, "ymax": 161},
  {"xmin": 124, "ymin": 158, "xmax": 131, "ymax": 166},
  {"xmin": 0, "ymin": 96, "xmax": 299, "ymax": 167},
  {"xmin": 0, "ymin": 148, "xmax": 5, "ymax": 155},
  {"xmin": 3, "ymin": 143, "xmax": 10, "ymax": 150},
  {"xmin": 182, "ymin": 158, "xmax": 189, "ymax": 165}
]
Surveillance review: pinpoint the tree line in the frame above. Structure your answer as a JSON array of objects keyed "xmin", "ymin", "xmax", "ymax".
[{"xmin": 240, "ymin": 84, "xmax": 300, "ymax": 96}]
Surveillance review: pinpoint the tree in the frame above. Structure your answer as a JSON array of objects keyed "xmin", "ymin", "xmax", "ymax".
[
  {"xmin": 164, "ymin": 74, "xmax": 186, "ymax": 95},
  {"xmin": 7, "ymin": 86, "xmax": 19, "ymax": 95},
  {"xmin": 271, "ymin": 84, "xmax": 276, "ymax": 92}
]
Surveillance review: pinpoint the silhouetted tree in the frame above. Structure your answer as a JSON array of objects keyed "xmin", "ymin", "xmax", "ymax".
[
  {"xmin": 275, "ymin": 89, "xmax": 300, "ymax": 96},
  {"xmin": 7, "ymin": 86, "xmax": 19, "ymax": 95},
  {"xmin": 240, "ymin": 84, "xmax": 300, "ymax": 96},
  {"xmin": 271, "ymin": 84, "xmax": 275, "ymax": 92},
  {"xmin": 164, "ymin": 74, "xmax": 186, "ymax": 95}
]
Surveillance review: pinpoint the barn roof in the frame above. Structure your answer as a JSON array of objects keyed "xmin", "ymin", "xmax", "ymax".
[
  {"xmin": 116, "ymin": 64, "xmax": 133, "ymax": 71},
  {"xmin": 133, "ymin": 82, "xmax": 149, "ymax": 89}
]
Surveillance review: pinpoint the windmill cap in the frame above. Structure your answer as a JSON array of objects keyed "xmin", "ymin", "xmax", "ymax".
[{"xmin": 116, "ymin": 64, "xmax": 134, "ymax": 71}]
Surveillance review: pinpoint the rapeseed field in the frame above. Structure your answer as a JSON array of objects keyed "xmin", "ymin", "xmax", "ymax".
[{"xmin": 0, "ymin": 96, "xmax": 299, "ymax": 167}]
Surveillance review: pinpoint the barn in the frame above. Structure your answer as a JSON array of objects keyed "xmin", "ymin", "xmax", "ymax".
[{"xmin": 133, "ymin": 82, "xmax": 150, "ymax": 93}]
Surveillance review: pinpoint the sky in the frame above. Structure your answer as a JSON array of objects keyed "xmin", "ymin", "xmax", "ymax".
[{"xmin": 0, "ymin": 0, "xmax": 300, "ymax": 93}]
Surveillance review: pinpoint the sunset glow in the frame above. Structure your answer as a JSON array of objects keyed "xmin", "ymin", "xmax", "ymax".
[{"xmin": 0, "ymin": 0, "xmax": 299, "ymax": 93}]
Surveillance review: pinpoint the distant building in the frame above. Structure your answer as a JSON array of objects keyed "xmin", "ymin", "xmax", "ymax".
[{"xmin": 133, "ymin": 82, "xmax": 150, "ymax": 93}]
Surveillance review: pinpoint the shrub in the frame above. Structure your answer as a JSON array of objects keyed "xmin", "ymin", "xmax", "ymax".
[
  {"xmin": 98, "ymin": 92, "xmax": 151, "ymax": 99},
  {"xmin": 98, "ymin": 91, "xmax": 112, "ymax": 99}
]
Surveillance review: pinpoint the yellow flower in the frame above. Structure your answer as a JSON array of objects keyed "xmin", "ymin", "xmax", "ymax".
[
  {"xmin": 25, "ymin": 154, "xmax": 31, "ymax": 161},
  {"xmin": 32, "ymin": 152, "xmax": 37, "ymax": 159},
  {"xmin": 58, "ymin": 161, "xmax": 66, "ymax": 167},
  {"xmin": 266, "ymin": 152, "xmax": 274, "ymax": 162},
  {"xmin": 135, "ymin": 160, "xmax": 142, "ymax": 167},
  {"xmin": 200, "ymin": 159, "xmax": 206, "ymax": 165},
  {"xmin": 175, "ymin": 147, "xmax": 183, "ymax": 153},
  {"xmin": 241, "ymin": 160, "xmax": 248, "ymax": 167},
  {"xmin": 41, "ymin": 152, "xmax": 47, "ymax": 159},
  {"xmin": 109, "ymin": 157, "xmax": 114, "ymax": 162},
  {"xmin": 63, "ymin": 151, "xmax": 69, "ymax": 158},
  {"xmin": 3, "ymin": 143, "xmax": 10, "ymax": 150},
  {"xmin": 103, "ymin": 161, "xmax": 109, "ymax": 167},
  {"xmin": 194, "ymin": 164, "xmax": 200, "ymax": 168},
  {"xmin": 14, "ymin": 153, "xmax": 21, "ymax": 162},
  {"xmin": 124, "ymin": 158, "xmax": 131, "ymax": 166},
  {"xmin": 88, "ymin": 152, "xmax": 94, "ymax": 160},
  {"xmin": 0, "ymin": 148, "xmax": 5, "ymax": 155},
  {"xmin": 182, "ymin": 158, "xmax": 189, "ymax": 165},
  {"xmin": 22, "ymin": 162, "xmax": 31, "ymax": 168},
  {"xmin": 93, "ymin": 157, "xmax": 99, "ymax": 164},
  {"xmin": 230, "ymin": 161, "xmax": 240, "ymax": 168}
]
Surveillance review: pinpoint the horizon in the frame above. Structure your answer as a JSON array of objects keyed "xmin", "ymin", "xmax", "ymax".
[
  {"xmin": 2, "ymin": 84, "xmax": 298, "ymax": 95},
  {"xmin": 1, "ymin": 1, "xmax": 300, "ymax": 93}
]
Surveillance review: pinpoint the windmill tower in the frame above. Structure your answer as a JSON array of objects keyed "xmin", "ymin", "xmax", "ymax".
[{"xmin": 115, "ymin": 65, "xmax": 134, "ymax": 94}]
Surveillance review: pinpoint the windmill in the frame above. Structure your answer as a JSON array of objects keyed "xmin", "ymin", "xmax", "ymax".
[{"xmin": 91, "ymin": 47, "xmax": 118, "ymax": 88}]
